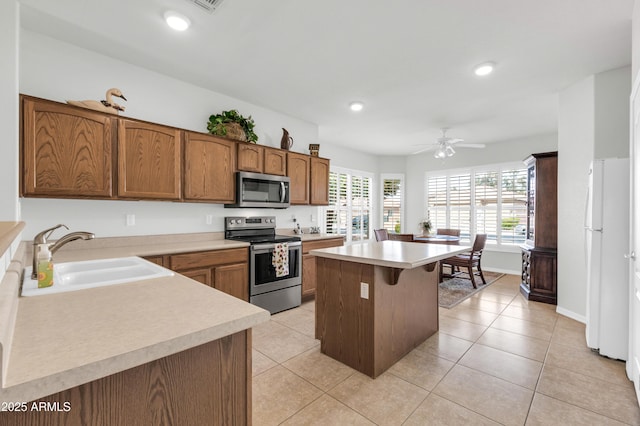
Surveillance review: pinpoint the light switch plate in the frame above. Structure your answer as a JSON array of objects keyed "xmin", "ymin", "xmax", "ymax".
[{"xmin": 360, "ymin": 282, "xmax": 369, "ymax": 299}]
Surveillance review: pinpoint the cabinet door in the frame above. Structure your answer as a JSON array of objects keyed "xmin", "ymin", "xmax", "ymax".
[
  {"xmin": 213, "ymin": 263, "xmax": 248, "ymax": 301},
  {"xmin": 117, "ymin": 119, "xmax": 181, "ymax": 200},
  {"xmin": 184, "ymin": 132, "xmax": 236, "ymax": 202},
  {"xmin": 143, "ymin": 255, "xmax": 167, "ymax": 267},
  {"xmin": 22, "ymin": 96, "xmax": 114, "ymax": 198},
  {"xmin": 287, "ymin": 152, "xmax": 310, "ymax": 204},
  {"xmin": 310, "ymin": 157, "xmax": 330, "ymax": 205},
  {"xmin": 302, "ymin": 254, "xmax": 317, "ymax": 298},
  {"xmin": 264, "ymin": 148, "xmax": 287, "ymax": 176},
  {"xmin": 237, "ymin": 144, "xmax": 264, "ymax": 173},
  {"xmin": 181, "ymin": 268, "xmax": 213, "ymax": 287}
]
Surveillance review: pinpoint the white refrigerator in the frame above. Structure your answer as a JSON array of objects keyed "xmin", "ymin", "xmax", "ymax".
[{"xmin": 585, "ymin": 158, "xmax": 630, "ymax": 360}]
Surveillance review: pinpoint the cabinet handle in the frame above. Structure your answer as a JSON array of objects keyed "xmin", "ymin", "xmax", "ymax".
[{"xmin": 624, "ymin": 251, "xmax": 636, "ymax": 260}]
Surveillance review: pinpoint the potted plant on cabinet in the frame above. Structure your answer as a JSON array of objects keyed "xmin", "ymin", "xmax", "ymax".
[{"xmin": 207, "ymin": 110, "xmax": 259, "ymax": 143}]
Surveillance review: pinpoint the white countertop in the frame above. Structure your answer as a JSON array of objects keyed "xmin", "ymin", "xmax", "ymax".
[
  {"xmin": 0, "ymin": 235, "xmax": 268, "ymax": 404},
  {"xmin": 309, "ymin": 240, "xmax": 470, "ymax": 269}
]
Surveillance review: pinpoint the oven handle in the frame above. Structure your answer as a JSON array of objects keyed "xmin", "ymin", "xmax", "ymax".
[{"xmin": 252, "ymin": 241, "xmax": 302, "ymax": 251}]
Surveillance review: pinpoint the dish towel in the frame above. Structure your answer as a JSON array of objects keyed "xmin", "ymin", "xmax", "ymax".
[{"xmin": 272, "ymin": 242, "xmax": 289, "ymax": 277}]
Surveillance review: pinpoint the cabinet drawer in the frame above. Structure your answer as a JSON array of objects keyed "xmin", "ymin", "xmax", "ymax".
[
  {"xmin": 302, "ymin": 238, "xmax": 344, "ymax": 254},
  {"xmin": 169, "ymin": 248, "xmax": 248, "ymax": 270}
]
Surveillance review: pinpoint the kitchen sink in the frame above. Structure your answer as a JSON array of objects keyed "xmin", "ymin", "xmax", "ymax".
[{"xmin": 22, "ymin": 256, "xmax": 174, "ymax": 297}]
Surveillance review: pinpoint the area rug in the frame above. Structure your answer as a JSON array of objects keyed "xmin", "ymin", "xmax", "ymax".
[{"xmin": 439, "ymin": 271, "xmax": 505, "ymax": 309}]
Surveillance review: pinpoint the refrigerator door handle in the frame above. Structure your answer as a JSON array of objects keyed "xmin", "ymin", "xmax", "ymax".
[{"xmin": 624, "ymin": 251, "xmax": 636, "ymax": 260}]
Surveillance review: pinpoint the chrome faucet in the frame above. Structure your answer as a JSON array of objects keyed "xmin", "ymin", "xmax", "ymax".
[{"xmin": 31, "ymin": 224, "xmax": 95, "ymax": 279}]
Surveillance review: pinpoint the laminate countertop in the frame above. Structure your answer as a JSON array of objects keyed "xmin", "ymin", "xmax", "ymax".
[
  {"xmin": 0, "ymin": 236, "xmax": 268, "ymax": 404},
  {"xmin": 309, "ymin": 240, "xmax": 470, "ymax": 269}
]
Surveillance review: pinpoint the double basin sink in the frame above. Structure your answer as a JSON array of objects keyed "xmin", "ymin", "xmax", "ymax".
[{"xmin": 22, "ymin": 257, "xmax": 174, "ymax": 297}]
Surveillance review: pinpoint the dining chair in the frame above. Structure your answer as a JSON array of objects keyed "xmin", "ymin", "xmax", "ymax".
[
  {"xmin": 439, "ymin": 234, "xmax": 487, "ymax": 288},
  {"xmin": 389, "ymin": 233, "xmax": 414, "ymax": 242},
  {"xmin": 436, "ymin": 228, "xmax": 461, "ymax": 237},
  {"xmin": 374, "ymin": 229, "xmax": 389, "ymax": 241}
]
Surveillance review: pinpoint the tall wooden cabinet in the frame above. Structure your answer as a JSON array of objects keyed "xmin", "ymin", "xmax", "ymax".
[
  {"xmin": 520, "ymin": 151, "xmax": 558, "ymax": 304},
  {"xmin": 21, "ymin": 96, "xmax": 115, "ymax": 198}
]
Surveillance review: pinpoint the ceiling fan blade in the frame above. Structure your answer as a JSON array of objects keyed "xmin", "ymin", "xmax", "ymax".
[
  {"xmin": 455, "ymin": 143, "xmax": 486, "ymax": 148},
  {"xmin": 410, "ymin": 146, "xmax": 438, "ymax": 155},
  {"xmin": 446, "ymin": 138, "xmax": 465, "ymax": 144}
]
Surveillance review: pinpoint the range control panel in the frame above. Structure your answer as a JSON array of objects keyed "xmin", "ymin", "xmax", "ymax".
[{"xmin": 225, "ymin": 216, "xmax": 276, "ymax": 230}]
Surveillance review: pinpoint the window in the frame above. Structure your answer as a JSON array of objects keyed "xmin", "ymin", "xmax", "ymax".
[
  {"xmin": 324, "ymin": 167, "xmax": 373, "ymax": 242},
  {"xmin": 382, "ymin": 174, "xmax": 404, "ymax": 233},
  {"xmin": 425, "ymin": 163, "xmax": 527, "ymax": 246}
]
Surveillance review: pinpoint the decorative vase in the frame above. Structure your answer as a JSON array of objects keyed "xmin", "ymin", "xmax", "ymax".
[{"xmin": 280, "ymin": 128, "xmax": 293, "ymax": 150}]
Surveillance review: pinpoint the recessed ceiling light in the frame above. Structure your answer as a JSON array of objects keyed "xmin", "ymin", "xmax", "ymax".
[
  {"xmin": 349, "ymin": 101, "xmax": 364, "ymax": 112},
  {"xmin": 164, "ymin": 11, "xmax": 191, "ymax": 31},
  {"xmin": 474, "ymin": 62, "xmax": 495, "ymax": 76}
]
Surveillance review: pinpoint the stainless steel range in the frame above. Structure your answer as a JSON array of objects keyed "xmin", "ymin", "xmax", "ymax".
[{"xmin": 225, "ymin": 216, "xmax": 302, "ymax": 314}]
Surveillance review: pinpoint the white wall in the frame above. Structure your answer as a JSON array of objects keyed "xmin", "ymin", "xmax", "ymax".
[
  {"xmin": 0, "ymin": 1, "xmax": 19, "ymax": 221},
  {"xmin": 595, "ymin": 67, "xmax": 632, "ymax": 159},
  {"xmin": 557, "ymin": 67, "xmax": 630, "ymax": 321},
  {"xmin": 403, "ymin": 134, "xmax": 558, "ymax": 273},
  {"xmin": 634, "ymin": 2, "xmax": 640, "ymax": 80},
  {"xmin": 17, "ymin": 30, "xmax": 380, "ymax": 239}
]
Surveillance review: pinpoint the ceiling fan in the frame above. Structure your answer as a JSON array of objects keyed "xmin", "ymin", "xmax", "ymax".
[{"xmin": 412, "ymin": 128, "xmax": 486, "ymax": 158}]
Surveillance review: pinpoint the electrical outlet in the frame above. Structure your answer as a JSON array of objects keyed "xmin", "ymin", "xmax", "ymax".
[
  {"xmin": 205, "ymin": 214, "xmax": 213, "ymax": 225},
  {"xmin": 310, "ymin": 214, "xmax": 315, "ymax": 222},
  {"xmin": 126, "ymin": 214, "xmax": 135, "ymax": 226},
  {"xmin": 360, "ymin": 282, "xmax": 369, "ymax": 299}
]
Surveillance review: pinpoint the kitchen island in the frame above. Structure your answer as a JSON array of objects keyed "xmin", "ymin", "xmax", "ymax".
[{"xmin": 310, "ymin": 240, "xmax": 469, "ymax": 378}]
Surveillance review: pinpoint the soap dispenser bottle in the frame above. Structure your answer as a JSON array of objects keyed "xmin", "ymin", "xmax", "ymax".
[{"xmin": 36, "ymin": 244, "xmax": 54, "ymax": 288}]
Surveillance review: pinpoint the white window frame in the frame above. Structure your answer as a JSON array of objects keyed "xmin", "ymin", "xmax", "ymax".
[
  {"xmin": 321, "ymin": 166, "xmax": 375, "ymax": 243},
  {"xmin": 424, "ymin": 161, "xmax": 527, "ymax": 250},
  {"xmin": 380, "ymin": 173, "xmax": 405, "ymax": 233}
]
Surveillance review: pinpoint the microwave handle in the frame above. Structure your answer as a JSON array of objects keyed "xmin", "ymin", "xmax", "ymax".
[{"xmin": 280, "ymin": 182, "xmax": 286, "ymax": 203}]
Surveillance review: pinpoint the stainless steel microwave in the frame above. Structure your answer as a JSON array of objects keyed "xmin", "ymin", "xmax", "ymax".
[{"xmin": 225, "ymin": 171, "xmax": 290, "ymax": 208}]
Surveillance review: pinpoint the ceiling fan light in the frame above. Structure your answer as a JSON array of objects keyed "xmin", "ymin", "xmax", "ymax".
[
  {"xmin": 434, "ymin": 146, "xmax": 446, "ymax": 159},
  {"xmin": 474, "ymin": 62, "xmax": 495, "ymax": 76},
  {"xmin": 445, "ymin": 145, "xmax": 456, "ymax": 157},
  {"xmin": 164, "ymin": 11, "xmax": 191, "ymax": 31}
]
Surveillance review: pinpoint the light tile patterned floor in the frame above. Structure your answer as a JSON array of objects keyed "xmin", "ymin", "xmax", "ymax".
[{"xmin": 252, "ymin": 274, "xmax": 640, "ymax": 425}]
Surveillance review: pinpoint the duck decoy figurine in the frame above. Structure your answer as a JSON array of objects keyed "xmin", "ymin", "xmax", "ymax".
[{"xmin": 67, "ymin": 88, "xmax": 127, "ymax": 114}]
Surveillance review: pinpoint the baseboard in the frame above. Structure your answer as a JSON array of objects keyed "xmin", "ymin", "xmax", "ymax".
[
  {"xmin": 556, "ymin": 306, "xmax": 586, "ymax": 324},
  {"xmin": 483, "ymin": 267, "xmax": 520, "ymax": 276}
]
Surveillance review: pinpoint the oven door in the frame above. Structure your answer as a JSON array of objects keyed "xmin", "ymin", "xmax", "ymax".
[{"xmin": 250, "ymin": 241, "xmax": 302, "ymax": 296}]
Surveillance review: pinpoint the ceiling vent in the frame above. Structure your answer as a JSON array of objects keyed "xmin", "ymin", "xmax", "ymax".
[{"xmin": 185, "ymin": 0, "xmax": 225, "ymax": 14}]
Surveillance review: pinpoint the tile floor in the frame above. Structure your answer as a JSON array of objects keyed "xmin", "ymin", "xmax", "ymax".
[{"xmin": 252, "ymin": 274, "xmax": 640, "ymax": 425}]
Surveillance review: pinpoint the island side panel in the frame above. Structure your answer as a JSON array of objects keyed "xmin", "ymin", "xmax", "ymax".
[
  {"xmin": 373, "ymin": 263, "xmax": 439, "ymax": 377},
  {"xmin": 316, "ymin": 257, "xmax": 375, "ymax": 377},
  {"xmin": 0, "ymin": 330, "xmax": 251, "ymax": 426}
]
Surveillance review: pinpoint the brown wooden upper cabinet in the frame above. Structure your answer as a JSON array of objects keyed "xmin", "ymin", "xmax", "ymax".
[
  {"xmin": 237, "ymin": 144, "xmax": 287, "ymax": 176},
  {"xmin": 287, "ymin": 152, "xmax": 310, "ymax": 204},
  {"xmin": 264, "ymin": 147, "xmax": 287, "ymax": 176},
  {"xmin": 237, "ymin": 143, "xmax": 264, "ymax": 173},
  {"xmin": 117, "ymin": 119, "xmax": 182, "ymax": 200},
  {"xmin": 183, "ymin": 132, "xmax": 236, "ymax": 203},
  {"xmin": 310, "ymin": 157, "xmax": 330, "ymax": 205},
  {"xmin": 21, "ymin": 96, "xmax": 115, "ymax": 198}
]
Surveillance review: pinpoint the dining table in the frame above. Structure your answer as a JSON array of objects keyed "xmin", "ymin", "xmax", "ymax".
[{"xmin": 413, "ymin": 234, "xmax": 461, "ymax": 245}]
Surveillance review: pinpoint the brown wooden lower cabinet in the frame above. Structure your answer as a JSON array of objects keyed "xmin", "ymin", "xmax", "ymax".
[
  {"xmin": 0, "ymin": 330, "xmax": 251, "ymax": 426},
  {"xmin": 302, "ymin": 237, "xmax": 344, "ymax": 299},
  {"xmin": 520, "ymin": 246, "xmax": 557, "ymax": 304},
  {"xmin": 144, "ymin": 247, "xmax": 249, "ymax": 301}
]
